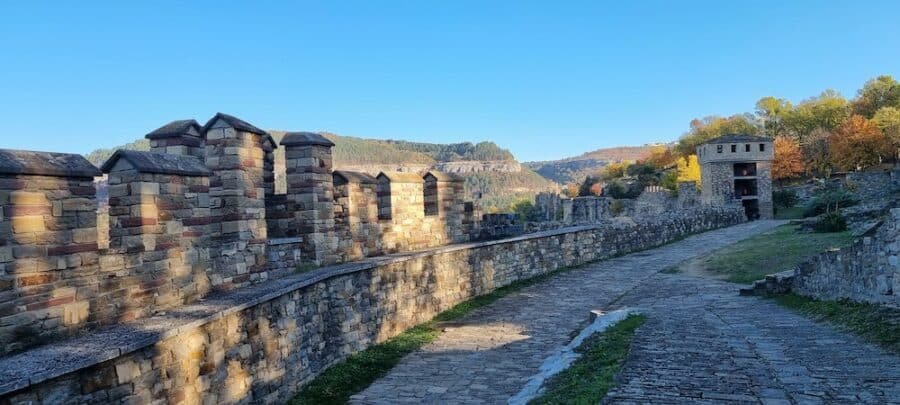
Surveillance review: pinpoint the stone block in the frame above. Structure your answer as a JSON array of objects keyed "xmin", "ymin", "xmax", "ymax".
[
  {"xmin": 10, "ymin": 191, "xmax": 49, "ymax": 206},
  {"xmin": 11, "ymin": 216, "xmax": 45, "ymax": 234}
]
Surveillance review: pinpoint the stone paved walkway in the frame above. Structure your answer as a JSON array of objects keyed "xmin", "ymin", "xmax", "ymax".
[{"xmin": 352, "ymin": 221, "xmax": 900, "ymax": 404}]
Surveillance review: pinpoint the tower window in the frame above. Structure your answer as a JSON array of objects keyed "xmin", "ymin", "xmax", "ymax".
[
  {"xmin": 745, "ymin": 144, "xmax": 751, "ymax": 152},
  {"xmin": 730, "ymin": 145, "xmax": 736, "ymax": 153},
  {"xmin": 759, "ymin": 143, "xmax": 766, "ymax": 152}
]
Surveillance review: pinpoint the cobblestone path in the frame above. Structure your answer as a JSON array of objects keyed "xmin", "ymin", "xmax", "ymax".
[{"xmin": 353, "ymin": 221, "xmax": 900, "ymax": 404}]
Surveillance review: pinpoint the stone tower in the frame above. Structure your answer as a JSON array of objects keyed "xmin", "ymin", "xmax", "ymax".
[{"xmin": 697, "ymin": 134, "xmax": 774, "ymax": 220}]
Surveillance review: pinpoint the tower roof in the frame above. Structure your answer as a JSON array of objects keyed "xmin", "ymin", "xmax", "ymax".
[{"xmin": 702, "ymin": 134, "xmax": 772, "ymax": 144}]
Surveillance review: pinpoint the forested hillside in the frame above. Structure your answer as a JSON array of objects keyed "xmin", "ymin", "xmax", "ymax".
[{"xmin": 524, "ymin": 145, "xmax": 657, "ymax": 184}]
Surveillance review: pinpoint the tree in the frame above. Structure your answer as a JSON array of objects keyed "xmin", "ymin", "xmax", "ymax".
[
  {"xmin": 578, "ymin": 176, "xmax": 600, "ymax": 197},
  {"xmin": 755, "ymin": 96, "xmax": 793, "ymax": 138},
  {"xmin": 599, "ymin": 162, "xmax": 628, "ymax": 181},
  {"xmin": 772, "ymin": 136, "xmax": 805, "ymax": 181},
  {"xmin": 641, "ymin": 145, "xmax": 676, "ymax": 169},
  {"xmin": 564, "ymin": 183, "xmax": 579, "ymax": 198},
  {"xmin": 675, "ymin": 114, "xmax": 760, "ymax": 156},
  {"xmin": 783, "ymin": 90, "xmax": 850, "ymax": 143},
  {"xmin": 803, "ymin": 128, "xmax": 833, "ymax": 177},
  {"xmin": 828, "ymin": 115, "xmax": 893, "ymax": 171},
  {"xmin": 852, "ymin": 75, "xmax": 900, "ymax": 118},
  {"xmin": 589, "ymin": 182, "xmax": 602, "ymax": 196},
  {"xmin": 872, "ymin": 106, "xmax": 900, "ymax": 159},
  {"xmin": 676, "ymin": 155, "xmax": 701, "ymax": 184}
]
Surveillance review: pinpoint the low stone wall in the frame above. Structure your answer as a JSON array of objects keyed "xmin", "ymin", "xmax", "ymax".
[
  {"xmin": 743, "ymin": 209, "xmax": 899, "ymax": 307},
  {"xmin": 0, "ymin": 206, "xmax": 744, "ymax": 404},
  {"xmin": 792, "ymin": 209, "xmax": 900, "ymax": 306}
]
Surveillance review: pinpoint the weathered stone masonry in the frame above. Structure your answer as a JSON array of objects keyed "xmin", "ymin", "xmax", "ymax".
[
  {"xmin": 0, "ymin": 206, "xmax": 744, "ymax": 404},
  {"xmin": 0, "ymin": 150, "xmax": 102, "ymax": 354},
  {"xmin": 746, "ymin": 208, "xmax": 900, "ymax": 306},
  {"xmin": 0, "ymin": 113, "xmax": 479, "ymax": 358}
]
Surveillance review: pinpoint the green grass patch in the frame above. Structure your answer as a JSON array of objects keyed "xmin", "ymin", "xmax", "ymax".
[
  {"xmin": 774, "ymin": 294, "xmax": 900, "ymax": 354},
  {"xmin": 295, "ymin": 263, "xmax": 319, "ymax": 274},
  {"xmin": 529, "ymin": 314, "xmax": 646, "ymax": 404},
  {"xmin": 774, "ymin": 206, "xmax": 806, "ymax": 220},
  {"xmin": 688, "ymin": 224, "xmax": 854, "ymax": 284},
  {"xmin": 290, "ymin": 265, "xmax": 583, "ymax": 404}
]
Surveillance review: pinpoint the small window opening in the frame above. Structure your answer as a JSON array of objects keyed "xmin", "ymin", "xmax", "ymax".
[
  {"xmin": 424, "ymin": 179, "xmax": 438, "ymax": 216},
  {"xmin": 745, "ymin": 144, "xmax": 751, "ymax": 152},
  {"xmin": 717, "ymin": 145, "xmax": 723, "ymax": 153},
  {"xmin": 730, "ymin": 145, "xmax": 736, "ymax": 153},
  {"xmin": 759, "ymin": 143, "xmax": 765, "ymax": 152}
]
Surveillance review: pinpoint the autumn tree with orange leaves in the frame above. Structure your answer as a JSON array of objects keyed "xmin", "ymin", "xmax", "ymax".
[
  {"xmin": 772, "ymin": 136, "xmax": 805, "ymax": 181},
  {"xmin": 828, "ymin": 115, "xmax": 893, "ymax": 171}
]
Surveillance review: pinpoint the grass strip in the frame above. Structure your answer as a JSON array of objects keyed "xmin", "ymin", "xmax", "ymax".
[
  {"xmin": 529, "ymin": 314, "xmax": 646, "ymax": 404},
  {"xmin": 773, "ymin": 294, "xmax": 900, "ymax": 355},
  {"xmin": 290, "ymin": 265, "xmax": 582, "ymax": 404}
]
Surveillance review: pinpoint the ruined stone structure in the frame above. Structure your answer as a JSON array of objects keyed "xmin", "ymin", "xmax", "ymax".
[{"xmin": 0, "ymin": 205, "xmax": 745, "ymax": 404}]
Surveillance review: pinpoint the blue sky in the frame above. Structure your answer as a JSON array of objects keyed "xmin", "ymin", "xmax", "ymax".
[{"xmin": 1, "ymin": 1, "xmax": 898, "ymax": 162}]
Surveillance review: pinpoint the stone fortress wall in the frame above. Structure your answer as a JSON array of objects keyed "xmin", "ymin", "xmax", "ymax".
[
  {"xmin": 0, "ymin": 114, "xmax": 476, "ymax": 356},
  {"xmin": 0, "ymin": 205, "xmax": 745, "ymax": 404}
]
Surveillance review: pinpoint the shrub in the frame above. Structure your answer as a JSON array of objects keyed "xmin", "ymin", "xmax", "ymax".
[
  {"xmin": 813, "ymin": 206, "xmax": 847, "ymax": 233},
  {"xmin": 610, "ymin": 200, "xmax": 625, "ymax": 215},
  {"xmin": 512, "ymin": 200, "xmax": 536, "ymax": 223},
  {"xmin": 773, "ymin": 189, "xmax": 798, "ymax": 209},
  {"xmin": 804, "ymin": 189, "xmax": 857, "ymax": 217}
]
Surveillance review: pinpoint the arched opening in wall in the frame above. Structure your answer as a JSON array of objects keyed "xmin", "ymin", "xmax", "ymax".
[{"xmin": 424, "ymin": 177, "xmax": 438, "ymax": 216}]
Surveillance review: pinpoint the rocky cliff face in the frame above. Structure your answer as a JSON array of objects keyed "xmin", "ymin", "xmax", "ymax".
[{"xmin": 434, "ymin": 160, "xmax": 521, "ymax": 174}]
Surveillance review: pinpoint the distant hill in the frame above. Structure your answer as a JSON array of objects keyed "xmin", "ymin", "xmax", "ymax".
[
  {"xmin": 85, "ymin": 131, "xmax": 557, "ymax": 211},
  {"xmin": 524, "ymin": 145, "xmax": 658, "ymax": 184}
]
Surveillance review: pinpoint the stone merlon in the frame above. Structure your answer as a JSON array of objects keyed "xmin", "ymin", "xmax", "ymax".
[
  {"xmin": 0, "ymin": 148, "xmax": 101, "ymax": 178},
  {"xmin": 100, "ymin": 150, "xmax": 212, "ymax": 176}
]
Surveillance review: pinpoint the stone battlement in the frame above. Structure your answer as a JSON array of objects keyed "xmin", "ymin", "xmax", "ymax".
[{"xmin": 0, "ymin": 113, "xmax": 475, "ymax": 356}]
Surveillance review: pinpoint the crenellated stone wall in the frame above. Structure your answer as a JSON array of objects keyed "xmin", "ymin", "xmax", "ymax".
[{"xmin": 0, "ymin": 205, "xmax": 745, "ymax": 404}]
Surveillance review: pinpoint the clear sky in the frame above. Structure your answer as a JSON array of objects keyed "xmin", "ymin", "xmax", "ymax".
[{"xmin": 1, "ymin": 1, "xmax": 898, "ymax": 162}]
